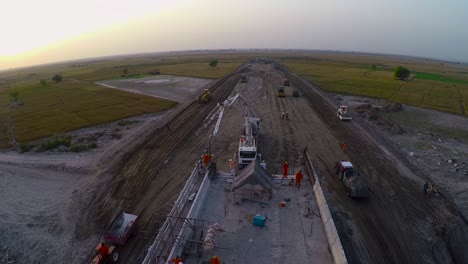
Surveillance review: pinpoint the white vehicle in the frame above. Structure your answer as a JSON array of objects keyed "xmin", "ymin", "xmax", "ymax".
[
  {"xmin": 238, "ymin": 117, "xmax": 261, "ymax": 169},
  {"xmin": 337, "ymin": 105, "xmax": 352, "ymax": 121}
]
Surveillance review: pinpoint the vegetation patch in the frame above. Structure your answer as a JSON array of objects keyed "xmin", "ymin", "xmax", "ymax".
[
  {"xmin": 70, "ymin": 142, "xmax": 97, "ymax": 152},
  {"xmin": 37, "ymin": 135, "xmax": 71, "ymax": 152}
]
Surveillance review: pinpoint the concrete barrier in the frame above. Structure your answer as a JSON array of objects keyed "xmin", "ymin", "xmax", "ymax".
[{"xmin": 305, "ymin": 150, "xmax": 348, "ymax": 264}]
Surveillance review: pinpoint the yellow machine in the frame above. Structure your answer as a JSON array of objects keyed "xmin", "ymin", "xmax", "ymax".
[{"xmin": 198, "ymin": 89, "xmax": 212, "ymax": 104}]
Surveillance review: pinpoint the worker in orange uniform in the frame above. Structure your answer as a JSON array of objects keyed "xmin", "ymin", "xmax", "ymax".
[
  {"xmin": 96, "ymin": 243, "xmax": 108, "ymax": 259},
  {"xmin": 210, "ymin": 255, "xmax": 220, "ymax": 264},
  {"xmin": 203, "ymin": 153, "xmax": 211, "ymax": 167},
  {"xmin": 282, "ymin": 161, "xmax": 289, "ymax": 178},
  {"xmin": 171, "ymin": 256, "xmax": 183, "ymax": 264},
  {"xmin": 295, "ymin": 170, "xmax": 303, "ymax": 189},
  {"xmin": 342, "ymin": 143, "xmax": 347, "ymax": 153}
]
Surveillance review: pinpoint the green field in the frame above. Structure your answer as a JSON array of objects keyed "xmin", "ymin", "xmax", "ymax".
[{"xmin": 280, "ymin": 53, "xmax": 468, "ymax": 116}]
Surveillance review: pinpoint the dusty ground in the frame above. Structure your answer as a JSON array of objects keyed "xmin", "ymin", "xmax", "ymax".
[{"xmin": 1, "ymin": 61, "xmax": 467, "ymax": 264}]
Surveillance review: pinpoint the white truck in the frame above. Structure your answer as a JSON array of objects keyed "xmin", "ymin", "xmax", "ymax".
[
  {"xmin": 337, "ymin": 105, "xmax": 352, "ymax": 121},
  {"xmin": 238, "ymin": 117, "xmax": 261, "ymax": 169}
]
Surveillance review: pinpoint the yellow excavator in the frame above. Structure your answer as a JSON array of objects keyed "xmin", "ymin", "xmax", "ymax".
[{"xmin": 198, "ymin": 89, "xmax": 212, "ymax": 104}]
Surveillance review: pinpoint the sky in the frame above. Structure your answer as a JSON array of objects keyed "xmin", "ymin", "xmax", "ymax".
[{"xmin": 1, "ymin": 0, "xmax": 468, "ymax": 69}]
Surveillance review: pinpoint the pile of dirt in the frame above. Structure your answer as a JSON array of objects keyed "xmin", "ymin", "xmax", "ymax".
[{"xmin": 355, "ymin": 103, "xmax": 405, "ymax": 135}]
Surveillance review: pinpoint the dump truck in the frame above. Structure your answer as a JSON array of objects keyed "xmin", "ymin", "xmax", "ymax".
[
  {"xmin": 335, "ymin": 160, "xmax": 369, "ymax": 198},
  {"xmin": 197, "ymin": 89, "xmax": 212, "ymax": 104},
  {"xmin": 337, "ymin": 105, "xmax": 352, "ymax": 121},
  {"xmin": 277, "ymin": 86, "xmax": 285, "ymax": 97}
]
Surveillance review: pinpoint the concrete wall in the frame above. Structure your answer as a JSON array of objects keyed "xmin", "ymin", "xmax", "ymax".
[{"xmin": 305, "ymin": 150, "xmax": 348, "ymax": 264}]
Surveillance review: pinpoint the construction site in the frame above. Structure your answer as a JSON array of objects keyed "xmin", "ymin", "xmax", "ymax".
[{"xmin": 1, "ymin": 59, "xmax": 468, "ymax": 264}]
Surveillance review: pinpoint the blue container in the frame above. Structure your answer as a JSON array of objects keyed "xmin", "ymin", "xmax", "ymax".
[{"xmin": 253, "ymin": 215, "xmax": 266, "ymax": 227}]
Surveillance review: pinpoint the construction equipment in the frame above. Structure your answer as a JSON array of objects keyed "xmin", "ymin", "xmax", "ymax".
[
  {"xmin": 277, "ymin": 86, "xmax": 285, "ymax": 97},
  {"xmin": 335, "ymin": 160, "xmax": 369, "ymax": 198},
  {"xmin": 284, "ymin": 79, "xmax": 290, "ymax": 86},
  {"xmin": 337, "ymin": 105, "xmax": 352, "ymax": 121},
  {"xmin": 91, "ymin": 212, "xmax": 139, "ymax": 264},
  {"xmin": 238, "ymin": 117, "xmax": 261, "ymax": 169},
  {"xmin": 197, "ymin": 89, "xmax": 212, "ymax": 104}
]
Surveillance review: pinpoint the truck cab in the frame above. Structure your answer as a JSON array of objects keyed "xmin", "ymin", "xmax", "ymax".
[
  {"xmin": 336, "ymin": 160, "xmax": 369, "ymax": 198},
  {"xmin": 337, "ymin": 105, "xmax": 352, "ymax": 121}
]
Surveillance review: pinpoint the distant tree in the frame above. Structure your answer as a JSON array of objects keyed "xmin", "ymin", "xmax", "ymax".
[
  {"xmin": 371, "ymin": 64, "xmax": 377, "ymax": 71},
  {"xmin": 9, "ymin": 90, "xmax": 19, "ymax": 102},
  {"xmin": 123, "ymin": 67, "xmax": 129, "ymax": 76},
  {"xmin": 52, "ymin": 74, "xmax": 63, "ymax": 83},
  {"xmin": 40, "ymin": 79, "xmax": 47, "ymax": 87},
  {"xmin": 394, "ymin": 66, "xmax": 410, "ymax": 80},
  {"xmin": 209, "ymin": 60, "xmax": 218, "ymax": 68}
]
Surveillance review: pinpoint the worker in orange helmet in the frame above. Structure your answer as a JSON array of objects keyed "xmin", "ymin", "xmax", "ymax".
[
  {"xmin": 210, "ymin": 255, "xmax": 220, "ymax": 264},
  {"xmin": 282, "ymin": 161, "xmax": 289, "ymax": 178},
  {"xmin": 96, "ymin": 243, "xmax": 108, "ymax": 259},
  {"xmin": 295, "ymin": 170, "xmax": 303, "ymax": 189}
]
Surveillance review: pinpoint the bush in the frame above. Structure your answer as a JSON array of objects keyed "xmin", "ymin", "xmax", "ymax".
[
  {"xmin": 37, "ymin": 135, "xmax": 71, "ymax": 152},
  {"xmin": 70, "ymin": 142, "xmax": 98, "ymax": 152},
  {"xmin": 18, "ymin": 142, "xmax": 34, "ymax": 153}
]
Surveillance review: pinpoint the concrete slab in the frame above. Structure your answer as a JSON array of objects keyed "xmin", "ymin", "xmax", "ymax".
[{"xmin": 182, "ymin": 172, "xmax": 332, "ymax": 264}]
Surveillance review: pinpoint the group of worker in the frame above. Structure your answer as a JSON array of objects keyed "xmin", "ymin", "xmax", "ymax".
[
  {"xmin": 282, "ymin": 161, "xmax": 303, "ymax": 189},
  {"xmin": 281, "ymin": 111, "xmax": 289, "ymax": 120}
]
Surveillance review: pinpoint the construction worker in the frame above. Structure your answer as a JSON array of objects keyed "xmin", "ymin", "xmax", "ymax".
[
  {"xmin": 171, "ymin": 256, "xmax": 183, "ymax": 264},
  {"xmin": 97, "ymin": 243, "xmax": 108, "ymax": 259},
  {"xmin": 210, "ymin": 255, "xmax": 220, "ymax": 264},
  {"xmin": 229, "ymin": 159, "xmax": 235, "ymax": 176},
  {"xmin": 342, "ymin": 143, "xmax": 347, "ymax": 153},
  {"xmin": 282, "ymin": 111, "xmax": 285, "ymax": 119},
  {"xmin": 282, "ymin": 161, "xmax": 289, "ymax": 178},
  {"xmin": 295, "ymin": 170, "xmax": 303, "ymax": 189},
  {"xmin": 423, "ymin": 181, "xmax": 429, "ymax": 195},
  {"xmin": 203, "ymin": 153, "xmax": 211, "ymax": 167},
  {"xmin": 285, "ymin": 111, "xmax": 289, "ymax": 120}
]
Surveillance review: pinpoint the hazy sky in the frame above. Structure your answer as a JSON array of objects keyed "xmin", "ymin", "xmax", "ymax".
[{"xmin": 1, "ymin": 0, "xmax": 467, "ymax": 69}]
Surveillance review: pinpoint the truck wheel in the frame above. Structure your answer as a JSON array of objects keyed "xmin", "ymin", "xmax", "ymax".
[{"xmin": 110, "ymin": 250, "xmax": 119, "ymax": 263}]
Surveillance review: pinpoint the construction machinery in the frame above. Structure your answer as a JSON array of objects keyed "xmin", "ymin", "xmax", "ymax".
[
  {"xmin": 284, "ymin": 79, "xmax": 290, "ymax": 86},
  {"xmin": 335, "ymin": 160, "xmax": 369, "ymax": 198},
  {"xmin": 277, "ymin": 86, "xmax": 286, "ymax": 97},
  {"xmin": 91, "ymin": 212, "xmax": 139, "ymax": 264},
  {"xmin": 197, "ymin": 89, "xmax": 212, "ymax": 104},
  {"xmin": 238, "ymin": 117, "xmax": 261, "ymax": 169},
  {"xmin": 337, "ymin": 105, "xmax": 352, "ymax": 121}
]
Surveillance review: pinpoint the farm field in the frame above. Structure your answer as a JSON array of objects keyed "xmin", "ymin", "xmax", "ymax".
[
  {"xmin": 0, "ymin": 52, "xmax": 249, "ymax": 148},
  {"xmin": 280, "ymin": 53, "xmax": 468, "ymax": 116},
  {"xmin": 3, "ymin": 50, "xmax": 468, "ymax": 149}
]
